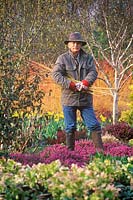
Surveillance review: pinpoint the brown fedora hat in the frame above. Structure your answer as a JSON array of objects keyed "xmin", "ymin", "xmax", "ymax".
[{"xmin": 64, "ymin": 32, "xmax": 86, "ymax": 46}]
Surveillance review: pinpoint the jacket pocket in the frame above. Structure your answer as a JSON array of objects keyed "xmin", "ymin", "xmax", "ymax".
[
  {"xmin": 66, "ymin": 64, "xmax": 77, "ymax": 71},
  {"xmin": 65, "ymin": 64, "xmax": 77, "ymax": 79}
]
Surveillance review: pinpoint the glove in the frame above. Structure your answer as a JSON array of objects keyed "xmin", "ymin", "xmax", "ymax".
[
  {"xmin": 81, "ymin": 80, "xmax": 89, "ymax": 91},
  {"xmin": 76, "ymin": 82, "xmax": 83, "ymax": 91},
  {"xmin": 69, "ymin": 81, "xmax": 77, "ymax": 91}
]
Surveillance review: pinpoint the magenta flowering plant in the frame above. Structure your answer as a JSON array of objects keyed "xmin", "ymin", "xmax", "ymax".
[
  {"xmin": 10, "ymin": 140, "xmax": 133, "ymax": 167},
  {"xmin": 103, "ymin": 122, "xmax": 133, "ymax": 143}
]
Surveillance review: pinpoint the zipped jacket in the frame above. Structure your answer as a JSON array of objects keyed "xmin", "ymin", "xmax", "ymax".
[{"xmin": 52, "ymin": 49, "xmax": 98, "ymax": 107}]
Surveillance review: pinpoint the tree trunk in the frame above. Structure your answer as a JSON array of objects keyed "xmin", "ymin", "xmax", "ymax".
[
  {"xmin": 113, "ymin": 69, "xmax": 119, "ymax": 124},
  {"xmin": 112, "ymin": 91, "xmax": 119, "ymax": 124}
]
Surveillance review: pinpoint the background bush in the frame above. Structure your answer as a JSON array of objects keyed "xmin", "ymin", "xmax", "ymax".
[
  {"xmin": 0, "ymin": 48, "xmax": 45, "ymax": 152},
  {"xmin": 103, "ymin": 122, "xmax": 133, "ymax": 143}
]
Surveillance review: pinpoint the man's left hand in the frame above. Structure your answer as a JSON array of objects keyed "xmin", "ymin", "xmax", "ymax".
[{"xmin": 81, "ymin": 80, "xmax": 89, "ymax": 91}]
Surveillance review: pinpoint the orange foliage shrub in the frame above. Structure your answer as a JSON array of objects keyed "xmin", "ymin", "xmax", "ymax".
[{"xmin": 29, "ymin": 60, "xmax": 131, "ymax": 114}]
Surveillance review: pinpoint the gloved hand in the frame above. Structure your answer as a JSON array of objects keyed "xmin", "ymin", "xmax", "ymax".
[
  {"xmin": 69, "ymin": 81, "xmax": 77, "ymax": 91},
  {"xmin": 81, "ymin": 80, "xmax": 89, "ymax": 91},
  {"xmin": 75, "ymin": 82, "xmax": 83, "ymax": 91},
  {"xmin": 69, "ymin": 80, "xmax": 89, "ymax": 92}
]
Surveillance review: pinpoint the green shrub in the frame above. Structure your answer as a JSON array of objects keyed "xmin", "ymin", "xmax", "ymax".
[
  {"xmin": 0, "ymin": 155, "xmax": 133, "ymax": 199},
  {"xmin": 47, "ymin": 156, "xmax": 133, "ymax": 200},
  {"xmin": 0, "ymin": 48, "xmax": 45, "ymax": 152}
]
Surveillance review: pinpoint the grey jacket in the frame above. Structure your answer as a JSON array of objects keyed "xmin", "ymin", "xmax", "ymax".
[{"xmin": 52, "ymin": 49, "xmax": 98, "ymax": 107}]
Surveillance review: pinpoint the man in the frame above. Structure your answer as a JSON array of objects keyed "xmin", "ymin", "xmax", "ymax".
[{"xmin": 52, "ymin": 32, "xmax": 104, "ymax": 152}]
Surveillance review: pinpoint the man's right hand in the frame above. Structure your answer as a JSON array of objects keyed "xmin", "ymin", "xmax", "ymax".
[{"xmin": 69, "ymin": 81, "xmax": 77, "ymax": 91}]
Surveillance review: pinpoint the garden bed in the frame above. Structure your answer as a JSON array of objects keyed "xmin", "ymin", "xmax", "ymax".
[{"xmin": 0, "ymin": 148, "xmax": 133, "ymax": 199}]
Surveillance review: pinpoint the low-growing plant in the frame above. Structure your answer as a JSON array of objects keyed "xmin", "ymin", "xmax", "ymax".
[
  {"xmin": 128, "ymin": 139, "xmax": 133, "ymax": 147},
  {"xmin": 0, "ymin": 155, "xmax": 133, "ymax": 199},
  {"xmin": 2, "ymin": 111, "xmax": 89, "ymax": 153},
  {"xmin": 102, "ymin": 133, "xmax": 119, "ymax": 143},
  {"xmin": 0, "ymin": 158, "xmax": 60, "ymax": 199},
  {"xmin": 103, "ymin": 122, "xmax": 133, "ymax": 143},
  {"xmin": 47, "ymin": 155, "xmax": 133, "ymax": 200},
  {"xmin": 96, "ymin": 109, "xmax": 113, "ymax": 127},
  {"xmin": 28, "ymin": 113, "xmax": 88, "ymax": 147},
  {"xmin": 10, "ymin": 140, "xmax": 133, "ymax": 167}
]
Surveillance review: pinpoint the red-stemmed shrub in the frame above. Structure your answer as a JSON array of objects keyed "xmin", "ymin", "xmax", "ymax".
[
  {"xmin": 47, "ymin": 130, "xmax": 88, "ymax": 145},
  {"xmin": 103, "ymin": 122, "xmax": 133, "ymax": 143}
]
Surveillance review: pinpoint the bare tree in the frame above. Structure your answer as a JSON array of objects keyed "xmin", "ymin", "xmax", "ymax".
[{"xmin": 77, "ymin": 0, "xmax": 133, "ymax": 124}]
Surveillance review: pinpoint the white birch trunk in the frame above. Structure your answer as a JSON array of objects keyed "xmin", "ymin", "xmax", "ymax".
[
  {"xmin": 113, "ymin": 69, "xmax": 119, "ymax": 124},
  {"xmin": 113, "ymin": 91, "xmax": 119, "ymax": 124}
]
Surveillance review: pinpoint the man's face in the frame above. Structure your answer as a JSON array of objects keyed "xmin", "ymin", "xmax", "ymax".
[{"xmin": 68, "ymin": 41, "xmax": 82, "ymax": 55}]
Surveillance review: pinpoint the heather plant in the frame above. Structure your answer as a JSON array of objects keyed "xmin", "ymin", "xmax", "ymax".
[
  {"xmin": 10, "ymin": 140, "xmax": 133, "ymax": 167},
  {"xmin": 103, "ymin": 122, "xmax": 133, "ymax": 143}
]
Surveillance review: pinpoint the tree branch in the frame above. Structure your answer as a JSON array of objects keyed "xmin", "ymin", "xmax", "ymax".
[
  {"xmin": 119, "ymin": 63, "xmax": 133, "ymax": 76},
  {"xmin": 119, "ymin": 34, "xmax": 133, "ymax": 61},
  {"xmin": 121, "ymin": 54, "xmax": 132, "ymax": 66},
  {"xmin": 114, "ymin": 26, "xmax": 127, "ymax": 51},
  {"xmin": 112, "ymin": 19, "xmax": 124, "ymax": 46},
  {"xmin": 86, "ymin": 42, "xmax": 114, "ymax": 96},
  {"xmin": 118, "ymin": 72, "xmax": 132, "ymax": 91},
  {"xmin": 89, "ymin": 25, "xmax": 113, "ymax": 67},
  {"xmin": 103, "ymin": 11, "xmax": 115, "ymax": 67}
]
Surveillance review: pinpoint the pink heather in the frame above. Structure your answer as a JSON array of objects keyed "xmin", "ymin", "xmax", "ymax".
[{"xmin": 10, "ymin": 140, "xmax": 133, "ymax": 167}]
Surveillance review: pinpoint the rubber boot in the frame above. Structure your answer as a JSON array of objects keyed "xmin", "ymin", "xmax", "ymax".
[
  {"xmin": 91, "ymin": 130, "xmax": 104, "ymax": 153},
  {"xmin": 66, "ymin": 132, "xmax": 75, "ymax": 151}
]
